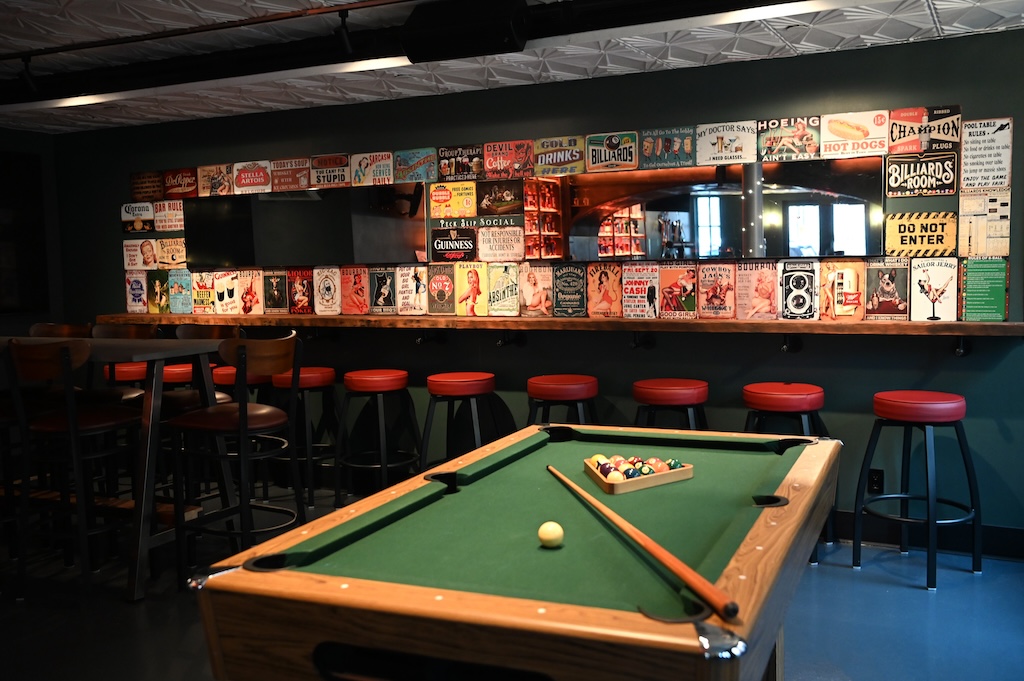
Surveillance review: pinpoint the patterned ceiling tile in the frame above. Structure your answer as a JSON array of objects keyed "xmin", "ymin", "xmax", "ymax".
[{"xmin": 1, "ymin": 1, "xmax": 1024, "ymax": 132}]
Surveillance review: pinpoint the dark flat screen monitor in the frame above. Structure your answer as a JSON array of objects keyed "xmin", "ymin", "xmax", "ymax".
[{"xmin": 182, "ymin": 195, "xmax": 255, "ymax": 270}]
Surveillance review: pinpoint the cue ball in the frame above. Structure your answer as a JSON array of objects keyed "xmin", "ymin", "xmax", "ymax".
[{"xmin": 538, "ymin": 521, "xmax": 564, "ymax": 548}]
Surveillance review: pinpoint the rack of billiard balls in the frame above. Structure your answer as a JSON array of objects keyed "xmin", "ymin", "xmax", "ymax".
[{"xmin": 582, "ymin": 453, "xmax": 693, "ymax": 494}]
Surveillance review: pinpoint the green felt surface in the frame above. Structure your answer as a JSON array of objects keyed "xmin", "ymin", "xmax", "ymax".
[{"xmin": 286, "ymin": 429, "xmax": 804, "ymax": 619}]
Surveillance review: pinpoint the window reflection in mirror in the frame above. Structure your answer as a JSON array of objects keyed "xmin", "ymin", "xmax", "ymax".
[{"xmin": 568, "ymin": 158, "xmax": 883, "ymax": 260}]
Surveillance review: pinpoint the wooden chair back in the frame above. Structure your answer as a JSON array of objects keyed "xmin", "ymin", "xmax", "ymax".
[
  {"xmin": 28, "ymin": 322, "xmax": 94, "ymax": 338},
  {"xmin": 217, "ymin": 330, "xmax": 297, "ymax": 378},
  {"xmin": 91, "ymin": 323, "xmax": 160, "ymax": 339},
  {"xmin": 8, "ymin": 338, "xmax": 91, "ymax": 384},
  {"xmin": 175, "ymin": 324, "xmax": 243, "ymax": 340}
]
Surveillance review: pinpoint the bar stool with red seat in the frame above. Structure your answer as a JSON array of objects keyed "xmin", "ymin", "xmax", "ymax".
[
  {"xmin": 743, "ymin": 381, "xmax": 828, "ymax": 437},
  {"xmin": 337, "ymin": 369, "xmax": 420, "ymax": 504},
  {"xmin": 632, "ymin": 378, "xmax": 709, "ymax": 429},
  {"xmin": 420, "ymin": 372, "xmax": 496, "ymax": 470},
  {"xmin": 165, "ymin": 332, "xmax": 306, "ymax": 583},
  {"xmin": 527, "ymin": 374, "xmax": 599, "ymax": 425},
  {"xmin": 272, "ymin": 362, "xmax": 339, "ymax": 508},
  {"xmin": 91, "ymin": 322, "xmax": 160, "ymax": 387},
  {"xmin": 92, "ymin": 323, "xmax": 206, "ymax": 392},
  {"xmin": 743, "ymin": 380, "xmax": 831, "ymax": 561},
  {"xmin": 852, "ymin": 390, "xmax": 982, "ymax": 590}
]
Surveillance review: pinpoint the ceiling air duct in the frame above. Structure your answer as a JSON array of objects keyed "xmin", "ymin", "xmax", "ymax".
[{"xmin": 400, "ymin": 0, "xmax": 529, "ymax": 63}]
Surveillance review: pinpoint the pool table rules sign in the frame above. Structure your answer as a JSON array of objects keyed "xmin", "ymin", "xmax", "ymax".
[{"xmin": 193, "ymin": 425, "xmax": 840, "ymax": 681}]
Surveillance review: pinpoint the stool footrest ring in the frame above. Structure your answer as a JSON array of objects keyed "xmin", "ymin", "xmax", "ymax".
[
  {"xmin": 186, "ymin": 504, "xmax": 299, "ymax": 538},
  {"xmin": 862, "ymin": 493, "xmax": 976, "ymax": 526},
  {"xmin": 340, "ymin": 452, "xmax": 418, "ymax": 471}
]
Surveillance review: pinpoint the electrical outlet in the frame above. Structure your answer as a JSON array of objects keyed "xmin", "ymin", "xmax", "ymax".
[{"xmin": 868, "ymin": 469, "xmax": 884, "ymax": 494}]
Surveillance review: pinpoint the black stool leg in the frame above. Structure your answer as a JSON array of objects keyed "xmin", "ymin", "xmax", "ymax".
[
  {"xmin": 401, "ymin": 389, "xmax": 421, "ymax": 468},
  {"xmin": 301, "ymin": 388, "xmax": 316, "ymax": 508},
  {"xmin": 853, "ymin": 419, "xmax": 884, "ymax": 570},
  {"xmin": 799, "ymin": 413, "xmax": 812, "ymax": 436},
  {"xmin": 900, "ymin": 425, "xmax": 913, "ymax": 554},
  {"xmin": 376, "ymin": 392, "xmax": 388, "ymax": 490},
  {"xmin": 696, "ymin": 405, "xmax": 709, "ymax": 430},
  {"xmin": 744, "ymin": 411, "xmax": 758, "ymax": 432},
  {"xmin": 445, "ymin": 398, "xmax": 456, "ymax": 454},
  {"xmin": 684, "ymin": 406, "xmax": 698, "ymax": 430},
  {"xmin": 469, "ymin": 396, "xmax": 482, "ymax": 449},
  {"xmin": 953, "ymin": 421, "xmax": 983, "ymax": 573},
  {"xmin": 420, "ymin": 395, "xmax": 438, "ymax": 471},
  {"xmin": 528, "ymin": 398, "xmax": 539, "ymax": 425},
  {"xmin": 811, "ymin": 411, "xmax": 830, "ymax": 438},
  {"xmin": 335, "ymin": 392, "xmax": 352, "ymax": 508},
  {"xmin": 633, "ymin": 405, "xmax": 644, "ymax": 426},
  {"xmin": 924, "ymin": 424, "xmax": 938, "ymax": 590},
  {"xmin": 576, "ymin": 400, "xmax": 586, "ymax": 425}
]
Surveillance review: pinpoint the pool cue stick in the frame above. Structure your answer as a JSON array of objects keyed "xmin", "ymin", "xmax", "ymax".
[{"xmin": 546, "ymin": 465, "xmax": 740, "ymax": 621}]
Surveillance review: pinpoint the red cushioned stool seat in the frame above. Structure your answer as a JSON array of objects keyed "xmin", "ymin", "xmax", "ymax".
[
  {"xmin": 104, "ymin": 361, "xmax": 147, "ymax": 384},
  {"xmin": 272, "ymin": 366, "xmax": 337, "ymax": 390},
  {"xmin": 743, "ymin": 382, "xmax": 825, "ymax": 413},
  {"xmin": 267, "ymin": 366, "xmax": 340, "ymax": 508},
  {"xmin": 344, "ymin": 369, "xmax": 409, "ymax": 393},
  {"xmin": 527, "ymin": 374, "xmax": 599, "ymax": 425},
  {"xmin": 103, "ymin": 359, "xmax": 213, "ymax": 386},
  {"xmin": 633, "ymin": 378, "xmax": 709, "ymax": 430},
  {"xmin": 421, "ymin": 373, "xmax": 497, "ymax": 470},
  {"xmin": 212, "ymin": 366, "xmax": 273, "ymax": 387},
  {"xmin": 337, "ymin": 369, "xmax": 420, "ymax": 504},
  {"xmin": 853, "ymin": 390, "xmax": 981, "ymax": 589},
  {"xmin": 427, "ymin": 372, "xmax": 495, "ymax": 397},
  {"xmin": 743, "ymin": 382, "xmax": 828, "ymax": 437},
  {"xmin": 872, "ymin": 390, "xmax": 966, "ymax": 422}
]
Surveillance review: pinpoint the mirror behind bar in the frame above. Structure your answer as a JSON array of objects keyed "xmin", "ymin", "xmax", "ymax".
[{"xmin": 567, "ymin": 157, "xmax": 884, "ymax": 260}]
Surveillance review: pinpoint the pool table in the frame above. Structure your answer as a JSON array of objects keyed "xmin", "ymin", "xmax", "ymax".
[{"xmin": 194, "ymin": 424, "xmax": 839, "ymax": 681}]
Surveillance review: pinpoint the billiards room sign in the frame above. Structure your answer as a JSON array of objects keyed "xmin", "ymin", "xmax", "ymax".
[
  {"xmin": 885, "ymin": 152, "xmax": 958, "ymax": 197},
  {"xmin": 884, "ymin": 212, "xmax": 957, "ymax": 258}
]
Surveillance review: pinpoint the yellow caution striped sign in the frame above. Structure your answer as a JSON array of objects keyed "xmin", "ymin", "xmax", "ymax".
[{"xmin": 884, "ymin": 212, "xmax": 957, "ymax": 258}]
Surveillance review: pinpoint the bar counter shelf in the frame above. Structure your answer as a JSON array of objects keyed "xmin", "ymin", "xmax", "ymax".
[{"xmin": 94, "ymin": 314, "xmax": 1024, "ymax": 337}]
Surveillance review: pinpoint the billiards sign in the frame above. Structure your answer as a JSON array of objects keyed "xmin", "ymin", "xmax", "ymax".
[
  {"xmin": 585, "ymin": 131, "xmax": 639, "ymax": 173},
  {"xmin": 885, "ymin": 152, "xmax": 958, "ymax": 197}
]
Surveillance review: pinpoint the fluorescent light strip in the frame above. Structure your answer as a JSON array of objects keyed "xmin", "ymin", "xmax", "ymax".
[{"xmin": 0, "ymin": 56, "xmax": 413, "ymax": 113}]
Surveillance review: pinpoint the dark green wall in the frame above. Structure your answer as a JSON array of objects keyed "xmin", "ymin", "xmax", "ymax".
[
  {"xmin": 19, "ymin": 31, "xmax": 1024, "ymax": 538},
  {"xmin": 0, "ymin": 127, "xmax": 59, "ymax": 331}
]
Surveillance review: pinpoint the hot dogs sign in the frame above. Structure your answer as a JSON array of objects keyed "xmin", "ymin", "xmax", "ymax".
[{"xmin": 820, "ymin": 111, "xmax": 889, "ymax": 158}]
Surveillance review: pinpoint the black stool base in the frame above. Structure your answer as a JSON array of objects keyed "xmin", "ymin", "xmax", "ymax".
[
  {"xmin": 634, "ymin": 404, "xmax": 708, "ymax": 430},
  {"xmin": 852, "ymin": 418, "xmax": 982, "ymax": 589},
  {"xmin": 527, "ymin": 398, "xmax": 596, "ymax": 425}
]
